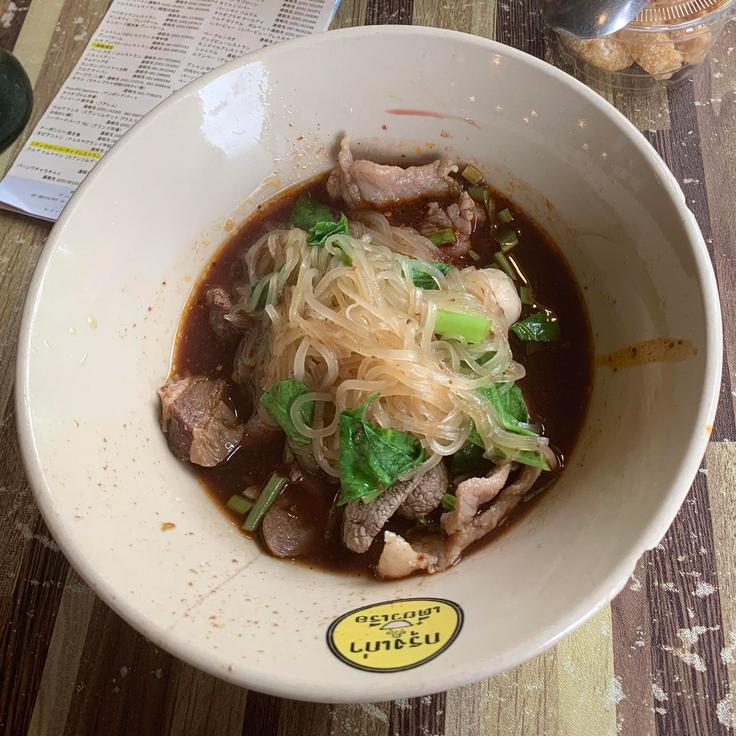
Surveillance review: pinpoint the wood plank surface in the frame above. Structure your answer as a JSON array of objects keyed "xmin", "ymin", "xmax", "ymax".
[{"xmin": 0, "ymin": 0, "xmax": 735, "ymax": 734}]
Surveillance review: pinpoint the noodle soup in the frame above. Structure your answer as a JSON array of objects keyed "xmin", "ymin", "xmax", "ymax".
[{"xmin": 160, "ymin": 138, "xmax": 592, "ymax": 578}]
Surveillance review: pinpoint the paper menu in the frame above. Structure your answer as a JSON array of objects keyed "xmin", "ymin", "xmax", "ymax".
[{"xmin": 0, "ymin": 0, "xmax": 340, "ymax": 221}]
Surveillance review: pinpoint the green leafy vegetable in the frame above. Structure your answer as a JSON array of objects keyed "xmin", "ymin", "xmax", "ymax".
[
  {"xmin": 452, "ymin": 440, "xmax": 491, "ymax": 475},
  {"xmin": 477, "ymin": 383, "xmax": 550, "ymax": 470},
  {"xmin": 427, "ymin": 228, "xmax": 455, "ymax": 245},
  {"xmin": 226, "ymin": 495, "xmax": 253, "ymax": 515},
  {"xmin": 441, "ymin": 493, "xmax": 457, "ymax": 511},
  {"xmin": 410, "ymin": 260, "xmax": 453, "ymax": 290},
  {"xmin": 308, "ymin": 212, "xmax": 349, "ymax": 246},
  {"xmin": 289, "ymin": 195, "xmax": 333, "ymax": 231},
  {"xmin": 260, "ymin": 379, "xmax": 314, "ymax": 446},
  {"xmin": 454, "ymin": 384, "xmax": 549, "ymax": 472},
  {"xmin": 511, "ymin": 310, "xmax": 561, "ymax": 343},
  {"xmin": 289, "ymin": 195, "xmax": 349, "ymax": 249},
  {"xmin": 434, "ymin": 309, "xmax": 491, "ymax": 345},
  {"xmin": 477, "ymin": 382, "xmax": 535, "ymax": 437},
  {"xmin": 337, "ymin": 395, "xmax": 425, "ymax": 505},
  {"xmin": 243, "ymin": 473, "xmax": 287, "ymax": 532},
  {"xmin": 498, "ymin": 208, "xmax": 514, "ymax": 224},
  {"xmin": 497, "ymin": 446, "xmax": 550, "ymax": 470}
]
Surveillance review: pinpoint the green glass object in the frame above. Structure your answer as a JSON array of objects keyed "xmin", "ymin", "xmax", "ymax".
[{"xmin": 0, "ymin": 49, "xmax": 32, "ymax": 153}]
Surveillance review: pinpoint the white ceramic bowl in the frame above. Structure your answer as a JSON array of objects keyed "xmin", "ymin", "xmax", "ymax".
[{"xmin": 17, "ymin": 26, "xmax": 721, "ymax": 702}]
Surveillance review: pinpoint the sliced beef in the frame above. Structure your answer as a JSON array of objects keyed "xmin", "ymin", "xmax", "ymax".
[
  {"xmin": 326, "ymin": 136, "xmax": 458, "ymax": 208},
  {"xmin": 398, "ymin": 462, "xmax": 449, "ymax": 519},
  {"xmin": 342, "ymin": 473, "xmax": 425, "ymax": 553},
  {"xmin": 205, "ymin": 287, "xmax": 237, "ymax": 340},
  {"xmin": 159, "ymin": 376, "xmax": 243, "ymax": 467},
  {"xmin": 419, "ymin": 191, "xmax": 485, "ymax": 259}
]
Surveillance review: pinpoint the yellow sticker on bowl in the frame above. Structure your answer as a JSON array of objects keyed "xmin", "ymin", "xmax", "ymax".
[{"xmin": 327, "ymin": 598, "xmax": 463, "ymax": 672}]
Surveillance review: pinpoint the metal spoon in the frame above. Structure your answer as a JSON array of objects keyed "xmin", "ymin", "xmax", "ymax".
[{"xmin": 542, "ymin": 0, "xmax": 651, "ymax": 39}]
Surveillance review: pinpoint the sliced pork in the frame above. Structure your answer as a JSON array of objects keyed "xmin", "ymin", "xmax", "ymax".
[
  {"xmin": 419, "ymin": 191, "xmax": 485, "ymax": 258},
  {"xmin": 327, "ymin": 136, "xmax": 458, "ymax": 208},
  {"xmin": 443, "ymin": 464, "xmax": 541, "ymax": 566},
  {"xmin": 159, "ymin": 376, "xmax": 243, "ymax": 467},
  {"xmin": 376, "ymin": 532, "xmax": 438, "ymax": 579},
  {"xmin": 441, "ymin": 463, "xmax": 512, "ymax": 535}
]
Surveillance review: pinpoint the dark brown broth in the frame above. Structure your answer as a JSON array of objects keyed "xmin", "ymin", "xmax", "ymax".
[{"xmin": 172, "ymin": 173, "xmax": 593, "ymax": 576}]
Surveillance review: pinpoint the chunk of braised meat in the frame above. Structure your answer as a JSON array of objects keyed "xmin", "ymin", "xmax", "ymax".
[
  {"xmin": 159, "ymin": 376, "xmax": 242, "ymax": 467},
  {"xmin": 327, "ymin": 136, "xmax": 458, "ymax": 208}
]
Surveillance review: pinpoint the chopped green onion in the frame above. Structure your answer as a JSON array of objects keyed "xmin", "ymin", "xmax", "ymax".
[
  {"xmin": 519, "ymin": 285, "xmax": 535, "ymax": 305},
  {"xmin": 226, "ymin": 495, "xmax": 253, "ymax": 515},
  {"xmin": 427, "ymin": 228, "xmax": 455, "ymax": 245},
  {"xmin": 493, "ymin": 252, "xmax": 517, "ymax": 280},
  {"xmin": 243, "ymin": 473, "xmax": 287, "ymax": 532},
  {"xmin": 441, "ymin": 493, "xmax": 456, "ymax": 511},
  {"xmin": 468, "ymin": 186, "xmax": 489, "ymax": 207},
  {"xmin": 498, "ymin": 208, "xmax": 514, "ymax": 224},
  {"xmin": 461, "ymin": 164, "xmax": 484, "ymax": 186},
  {"xmin": 495, "ymin": 230, "xmax": 519, "ymax": 252},
  {"xmin": 434, "ymin": 309, "xmax": 491, "ymax": 344}
]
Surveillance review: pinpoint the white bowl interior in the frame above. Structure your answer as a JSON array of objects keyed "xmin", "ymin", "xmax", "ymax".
[{"xmin": 18, "ymin": 27, "xmax": 720, "ymax": 702}]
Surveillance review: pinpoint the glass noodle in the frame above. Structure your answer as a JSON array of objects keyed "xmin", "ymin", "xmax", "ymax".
[{"xmin": 231, "ymin": 213, "xmax": 547, "ymax": 479}]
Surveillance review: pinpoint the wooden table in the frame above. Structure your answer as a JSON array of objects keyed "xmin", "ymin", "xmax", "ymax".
[{"xmin": 0, "ymin": 1, "xmax": 734, "ymax": 734}]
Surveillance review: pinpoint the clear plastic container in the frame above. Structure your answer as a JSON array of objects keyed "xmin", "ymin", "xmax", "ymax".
[{"xmin": 549, "ymin": 0, "xmax": 736, "ymax": 92}]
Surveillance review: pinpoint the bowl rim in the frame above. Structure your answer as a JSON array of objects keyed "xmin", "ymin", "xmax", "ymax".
[{"xmin": 15, "ymin": 24, "xmax": 723, "ymax": 702}]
